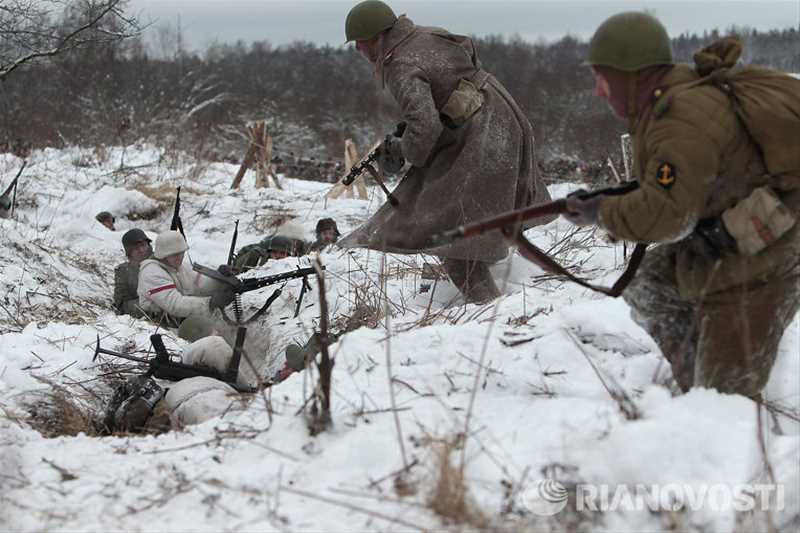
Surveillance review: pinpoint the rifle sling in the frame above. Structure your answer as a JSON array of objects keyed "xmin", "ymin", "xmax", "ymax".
[{"xmin": 502, "ymin": 227, "xmax": 646, "ymax": 297}]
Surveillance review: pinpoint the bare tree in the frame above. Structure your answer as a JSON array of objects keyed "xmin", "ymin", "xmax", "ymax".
[{"xmin": 0, "ymin": 0, "xmax": 140, "ymax": 81}]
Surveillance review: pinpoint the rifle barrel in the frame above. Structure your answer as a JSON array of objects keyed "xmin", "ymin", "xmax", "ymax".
[
  {"xmin": 433, "ymin": 199, "xmax": 567, "ymax": 246},
  {"xmin": 227, "ymin": 220, "xmax": 239, "ymax": 265},
  {"xmin": 1, "ymin": 161, "xmax": 26, "ymax": 198},
  {"xmin": 240, "ymin": 266, "xmax": 322, "ymax": 293},
  {"xmin": 170, "ymin": 186, "xmax": 182, "ymax": 233}
]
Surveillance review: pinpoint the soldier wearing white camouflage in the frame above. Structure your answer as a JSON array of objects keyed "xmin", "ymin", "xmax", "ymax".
[{"xmin": 137, "ymin": 230, "xmax": 236, "ymax": 329}]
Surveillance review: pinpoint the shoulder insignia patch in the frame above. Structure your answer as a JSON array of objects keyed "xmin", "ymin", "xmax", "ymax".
[{"xmin": 655, "ymin": 162, "xmax": 676, "ymax": 189}]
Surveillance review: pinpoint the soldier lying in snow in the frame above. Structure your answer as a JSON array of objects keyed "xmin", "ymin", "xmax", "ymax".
[{"xmin": 232, "ymin": 234, "xmax": 308, "ymax": 273}]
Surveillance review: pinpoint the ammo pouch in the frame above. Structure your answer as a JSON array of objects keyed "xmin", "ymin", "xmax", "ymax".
[
  {"xmin": 440, "ymin": 73, "xmax": 486, "ymax": 129},
  {"xmin": 721, "ymin": 186, "xmax": 797, "ymax": 255}
]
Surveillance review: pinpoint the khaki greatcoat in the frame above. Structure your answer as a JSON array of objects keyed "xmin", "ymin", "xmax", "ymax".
[{"xmin": 339, "ymin": 16, "xmax": 553, "ymax": 262}]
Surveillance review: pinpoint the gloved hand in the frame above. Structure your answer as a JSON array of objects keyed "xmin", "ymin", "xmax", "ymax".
[
  {"xmin": 563, "ymin": 190, "xmax": 604, "ymax": 226},
  {"xmin": 208, "ymin": 284, "xmax": 237, "ymax": 310},
  {"xmin": 380, "ymin": 135, "xmax": 405, "ymax": 174},
  {"xmin": 217, "ymin": 264, "xmax": 235, "ymax": 277}
]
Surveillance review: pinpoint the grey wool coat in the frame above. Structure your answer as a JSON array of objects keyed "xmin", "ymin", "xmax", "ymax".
[{"xmin": 339, "ymin": 16, "xmax": 553, "ymax": 262}]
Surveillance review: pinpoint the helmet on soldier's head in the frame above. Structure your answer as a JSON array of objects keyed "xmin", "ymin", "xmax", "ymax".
[
  {"xmin": 266, "ymin": 235, "xmax": 296, "ymax": 256},
  {"xmin": 122, "ymin": 228, "xmax": 152, "ymax": 255},
  {"xmin": 96, "ymin": 211, "xmax": 115, "ymax": 223},
  {"xmin": 586, "ymin": 11, "xmax": 673, "ymax": 72},
  {"xmin": 154, "ymin": 230, "xmax": 189, "ymax": 259},
  {"xmin": 315, "ymin": 218, "xmax": 341, "ymax": 237},
  {"xmin": 345, "ymin": 0, "xmax": 397, "ymax": 42}
]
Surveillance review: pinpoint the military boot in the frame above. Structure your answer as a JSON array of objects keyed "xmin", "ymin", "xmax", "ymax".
[{"xmin": 442, "ymin": 258, "xmax": 501, "ymax": 304}]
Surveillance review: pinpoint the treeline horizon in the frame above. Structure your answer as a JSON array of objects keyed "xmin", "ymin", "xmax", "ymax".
[{"xmin": 1, "ymin": 24, "xmax": 797, "ymax": 165}]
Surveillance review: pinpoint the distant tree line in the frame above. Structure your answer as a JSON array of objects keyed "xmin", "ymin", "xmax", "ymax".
[{"xmin": 1, "ymin": 17, "xmax": 797, "ymax": 167}]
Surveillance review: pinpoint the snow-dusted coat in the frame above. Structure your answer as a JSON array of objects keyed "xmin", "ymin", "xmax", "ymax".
[
  {"xmin": 137, "ymin": 258, "xmax": 218, "ymax": 320},
  {"xmin": 339, "ymin": 16, "xmax": 552, "ymax": 262}
]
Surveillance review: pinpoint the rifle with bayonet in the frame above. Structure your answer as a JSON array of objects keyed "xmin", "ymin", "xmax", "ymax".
[
  {"xmin": 432, "ymin": 181, "xmax": 646, "ymax": 297},
  {"xmin": 93, "ymin": 332, "xmax": 255, "ymax": 393}
]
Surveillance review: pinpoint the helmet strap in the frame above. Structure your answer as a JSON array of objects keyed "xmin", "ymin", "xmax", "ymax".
[{"xmin": 626, "ymin": 72, "xmax": 638, "ymax": 133}]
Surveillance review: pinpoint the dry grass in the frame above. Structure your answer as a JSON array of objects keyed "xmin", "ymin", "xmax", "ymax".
[
  {"xmin": 426, "ymin": 436, "xmax": 489, "ymax": 529},
  {"xmin": 130, "ymin": 180, "xmax": 204, "ymax": 205},
  {"xmin": 25, "ymin": 387, "xmax": 99, "ymax": 438}
]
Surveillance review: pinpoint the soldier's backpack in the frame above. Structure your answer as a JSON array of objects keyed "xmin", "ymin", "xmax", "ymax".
[
  {"xmin": 672, "ymin": 38, "xmax": 800, "ymax": 255},
  {"xmin": 690, "ymin": 37, "xmax": 800, "ymax": 189}
]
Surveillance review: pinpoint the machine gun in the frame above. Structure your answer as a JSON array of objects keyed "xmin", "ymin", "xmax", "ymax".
[
  {"xmin": 194, "ymin": 263, "xmax": 321, "ymax": 294},
  {"xmin": 193, "ymin": 263, "xmax": 324, "ymax": 324},
  {"xmin": 93, "ymin": 332, "xmax": 255, "ymax": 393},
  {"xmin": 339, "ymin": 122, "xmax": 406, "ymax": 206}
]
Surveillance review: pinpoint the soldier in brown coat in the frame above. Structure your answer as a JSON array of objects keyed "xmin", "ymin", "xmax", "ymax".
[
  {"xmin": 113, "ymin": 228, "xmax": 153, "ymax": 317},
  {"xmin": 338, "ymin": 0, "xmax": 553, "ymax": 303},
  {"xmin": 564, "ymin": 12, "xmax": 800, "ymax": 399}
]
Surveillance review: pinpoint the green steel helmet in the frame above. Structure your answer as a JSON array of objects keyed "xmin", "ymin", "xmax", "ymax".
[
  {"xmin": 96, "ymin": 211, "xmax": 115, "ymax": 224},
  {"xmin": 121, "ymin": 228, "xmax": 152, "ymax": 255},
  {"xmin": 586, "ymin": 11, "xmax": 673, "ymax": 72},
  {"xmin": 265, "ymin": 235, "xmax": 296, "ymax": 255},
  {"xmin": 345, "ymin": 0, "xmax": 397, "ymax": 42},
  {"xmin": 315, "ymin": 217, "xmax": 340, "ymax": 237}
]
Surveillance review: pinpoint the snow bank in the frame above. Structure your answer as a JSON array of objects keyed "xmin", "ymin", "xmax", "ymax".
[{"xmin": 0, "ymin": 144, "xmax": 797, "ymax": 532}]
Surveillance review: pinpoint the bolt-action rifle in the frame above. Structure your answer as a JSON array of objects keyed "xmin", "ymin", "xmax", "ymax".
[
  {"xmin": 93, "ymin": 332, "xmax": 255, "ymax": 393},
  {"xmin": 432, "ymin": 181, "xmax": 646, "ymax": 297}
]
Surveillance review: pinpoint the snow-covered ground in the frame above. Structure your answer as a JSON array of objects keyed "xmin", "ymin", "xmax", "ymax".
[{"xmin": 1, "ymin": 145, "xmax": 798, "ymax": 532}]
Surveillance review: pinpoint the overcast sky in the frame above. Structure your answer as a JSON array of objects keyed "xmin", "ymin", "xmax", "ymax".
[{"xmin": 128, "ymin": 1, "xmax": 800, "ymax": 54}]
